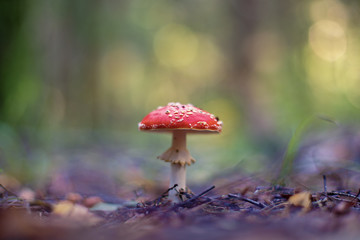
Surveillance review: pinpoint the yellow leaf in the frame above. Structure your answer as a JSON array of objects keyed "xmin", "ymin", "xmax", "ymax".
[
  {"xmin": 53, "ymin": 201, "xmax": 75, "ymax": 216},
  {"xmin": 53, "ymin": 200, "xmax": 102, "ymax": 226},
  {"xmin": 288, "ymin": 191, "xmax": 312, "ymax": 212}
]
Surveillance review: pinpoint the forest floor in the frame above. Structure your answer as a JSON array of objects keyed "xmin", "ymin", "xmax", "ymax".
[{"xmin": 1, "ymin": 171, "xmax": 360, "ymax": 240}]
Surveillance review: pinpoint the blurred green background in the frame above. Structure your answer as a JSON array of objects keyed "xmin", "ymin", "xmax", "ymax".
[{"xmin": 1, "ymin": 0, "xmax": 360, "ymax": 191}]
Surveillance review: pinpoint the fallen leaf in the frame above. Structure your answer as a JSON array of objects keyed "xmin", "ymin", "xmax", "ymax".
[
  {"xmin": 287, "ymin": 191, "xmax": 312, "ymax": 212},
  {"xmin": 52, "ymin": 200, "xmax": 102, "ymax": 226}
]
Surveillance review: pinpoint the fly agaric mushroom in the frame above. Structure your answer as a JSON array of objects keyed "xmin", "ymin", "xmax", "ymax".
[{"xmin": 138, "ymin": 102, "xmax": 222, "ymax": 202}]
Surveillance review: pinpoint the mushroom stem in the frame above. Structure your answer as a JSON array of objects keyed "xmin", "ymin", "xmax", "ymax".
[
  {"xmin": 158, "ymin": 131, "xmax": 195, "ymax": 166},
  {"xmin": 158, "ymin": 131, "xmax": 195, "ymax": 202},
  {"xmin": 168, "ymin": 131, "xmax": 187, "ymax": 202},
  {"xmin": 170, "ymin": 163, "xmax": 186, "ymax": 199}
]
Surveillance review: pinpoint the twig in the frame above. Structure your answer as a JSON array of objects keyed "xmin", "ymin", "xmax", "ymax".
[
  {"xmin": 328, "ymin": 189, "xmax": 360, "ymax": 203},
  {"xmin": 191, "ymin": 186, "xmax": 215, "ymax": 200},
  {"xmin": 260, "ymin": 202, "xmax": 288, "ymax": 212},
  {"xmin": 0, "ymin": 184, "xmax": 17, "ymax": 197},
  {"xmin": 228, "ymin": 193, "xmax": 266, "ymax": 209},
  {"xmin": 353, "ymin": 189, "xmax": 360, "ymax": 202},
  {"xmin": 165, "ymin": 184, "xmax": 178, "ymax": 195},
  {"xmin": 315, "ymin": 197, "xmax": 328, "ymax": 209},
  {"xmin": 326, "ymin": 191, "xmax": 360, "ymax": 201},
  {"xmin": 174, "ymin": 185, "xmax": 215, "ymax": 208},
  {"xmin": 178, "ymin": 190, "xmax": 193, "ymax": 201},
  {"xmin": 153, "ymin": 184, "xmax": 179, "ymax": 205}
]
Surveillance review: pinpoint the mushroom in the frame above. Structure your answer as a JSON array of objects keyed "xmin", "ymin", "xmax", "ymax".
[{"xmin": 138, "ymin": 102, "xmax": 222, "ymax": 202}]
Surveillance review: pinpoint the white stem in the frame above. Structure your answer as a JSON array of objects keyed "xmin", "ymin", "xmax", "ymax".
[
  {"xmin": 170, "ymin": 163, "xmax": 186, "ymax": 201},
  {"xmin": 168, "ymin": 131, "xmax": 187, "ymax": 202},
  {"xmin": 171, "ymin": 130, "xmax": 187, "ymax": 157}
]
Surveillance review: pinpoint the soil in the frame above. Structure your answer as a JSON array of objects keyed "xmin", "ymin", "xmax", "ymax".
[{"xmin": 1, "ymin": 174, "xmax": 360, "ymax": 240}]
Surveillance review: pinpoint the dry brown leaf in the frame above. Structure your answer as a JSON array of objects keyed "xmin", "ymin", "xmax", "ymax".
[
  {"xmin": 287, "ymin": 191, "xmax": 312, "ymax": 212},
  {"xmin": 52, "ymin": 200, "xmax": 102, "ymax": 226}
]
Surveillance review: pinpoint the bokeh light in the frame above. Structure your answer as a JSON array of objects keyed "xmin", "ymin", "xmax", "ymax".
[
  {"xmin": 309, "ymin": 20, "xmax": 346, "ymax": 62},
  {"xmin": 154, "ymin": 23, "xmax": 199, "ymax": 68},
  {"xmin": 1, "ymin": 0, "xmax": 360, "ymax": 185}
]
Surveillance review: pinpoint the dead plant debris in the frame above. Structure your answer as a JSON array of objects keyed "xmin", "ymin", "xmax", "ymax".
[{"xmin": 1, "ymin": 177, "xmax": 360, "ymax": 240}]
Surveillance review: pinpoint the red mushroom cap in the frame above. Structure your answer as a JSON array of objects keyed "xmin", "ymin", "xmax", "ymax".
[{"xmin": 138, "ymin": 102, "xmax": 222, "ymax": 133}]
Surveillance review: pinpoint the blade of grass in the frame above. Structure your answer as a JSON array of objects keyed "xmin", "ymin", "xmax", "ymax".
[
  {"xmin": 275, "ymin": 117, "xmax": 312, "ymax": 186},
  {"xmin": 275, "ymin": 115, "xmax": 339, "ymax": 186}
]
